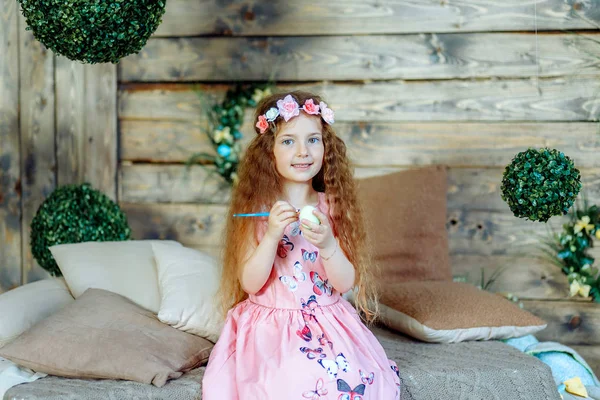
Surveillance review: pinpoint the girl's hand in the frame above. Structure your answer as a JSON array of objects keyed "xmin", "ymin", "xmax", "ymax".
[
  {"xmin": 300, "ymin": 209, "xmax": 336, "ymax": 251},
  {"xmin": 266, "ymin": 201, "xmax": 298, "ymax": 240}
]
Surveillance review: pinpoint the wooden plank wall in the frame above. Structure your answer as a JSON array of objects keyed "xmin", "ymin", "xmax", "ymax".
[
  {"xmin": 116, "ymin": 0, "xmax": 600, "ymax": 362},
  {"xmin": 1, "ymin": 0, "xmax": 600, "ymax": 370},
  {"xmin": 0, "ymin": 0, "xmax": 118, "ymax": 291}
]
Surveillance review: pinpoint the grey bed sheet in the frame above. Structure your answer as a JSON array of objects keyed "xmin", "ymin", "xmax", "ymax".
[{"xmin": 4, "ymin": 326, "xmax": 560, "ymax": 400}]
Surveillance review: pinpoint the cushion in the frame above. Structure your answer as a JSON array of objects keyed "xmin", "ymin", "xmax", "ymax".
[
  {"xmin": 49, "ymin": 240, "xmax": 181, "ymax": 313},
  {"xmin": 0, "ymin": 278, "xmax": 73, "ymax": 348},
  {"xmin": 356, "ymin": 165, "xmax": 452, "ymax": 283},
  {"xmin": 379, "ymin": 281, "xmax": 547, "ymax": 343},
  {"xmin": 152, "ymin": 242, "xmax": 224, "ymax": 342},
  {"xmin": 0, "ymin": 288, "xmax": 214, "ymax": 387}
]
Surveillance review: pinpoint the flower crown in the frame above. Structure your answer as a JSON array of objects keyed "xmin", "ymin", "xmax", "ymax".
[{"xmin": 255, "ymin": 94, "xmax": 335, "ymax": 134}]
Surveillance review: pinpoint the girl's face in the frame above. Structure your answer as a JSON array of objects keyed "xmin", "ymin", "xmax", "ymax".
[{"xmin": 273, "ymin": 113, "xmax": 324, "ymax": 185}]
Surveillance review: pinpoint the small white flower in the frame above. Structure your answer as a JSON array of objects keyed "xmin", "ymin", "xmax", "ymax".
[{"xmin": 265, "ymin": 107, "xmax": 280, "ymax": 122}]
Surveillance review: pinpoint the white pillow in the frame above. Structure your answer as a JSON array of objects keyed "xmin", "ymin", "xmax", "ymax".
[
  {"xmin": 0, "ymin": 278, "xmax": 73, "ymax": 348},
  {"xmin": 50, "ymin": 240, "xmax": 181, "ymax": 313},
  {"xmin": 152, "ymin": 242, "xmax": 223, "ymax": 342}
]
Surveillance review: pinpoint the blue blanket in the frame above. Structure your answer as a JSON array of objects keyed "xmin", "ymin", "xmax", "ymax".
[{"xmin": 504, "ymin": 336, "xmax": 599, "ymax": 399}]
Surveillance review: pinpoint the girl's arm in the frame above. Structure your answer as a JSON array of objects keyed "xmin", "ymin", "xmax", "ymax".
[
  {"xmin": 320, "ymin": 239, "xmax": 355, "ymax": 294},
  {"xmin": 239, "ymin": 234, "xmax": 279, "ymax": 295},
  {"xmin": 239, "ymin": 201, "xmax": 298, "ymax": 295}
]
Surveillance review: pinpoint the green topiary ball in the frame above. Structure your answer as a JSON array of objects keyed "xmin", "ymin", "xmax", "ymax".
[
  {"xmin": 18, "ymin": 0, "xmax": 166, "ymax": 63},
  {"xmin": 501, "ymin": 148, "xmax": 582, "ymax": 223},
  {"xmin": 30, "ymin": 183, "xmax": 131, "ymax": 276}
]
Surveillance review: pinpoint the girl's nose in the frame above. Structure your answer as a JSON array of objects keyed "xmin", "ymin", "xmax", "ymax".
[{"xmin": 297, "ymin": 143, "xmax": 308, "ymax": 157}]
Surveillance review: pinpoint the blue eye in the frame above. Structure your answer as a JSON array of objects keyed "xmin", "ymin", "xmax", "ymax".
[
  {"xmin": 282, "ymin": 139, "xmax": 293, "ymax": 145},
  {"xmin": 309, "ymin": 137, "xmax": 320, "ymax": 144}
]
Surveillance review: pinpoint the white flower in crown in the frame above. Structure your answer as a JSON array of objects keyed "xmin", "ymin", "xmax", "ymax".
[
  {"xmin": 265, "ymin": 107, "xmax": 279, "ymax": 122},
  {"xmin": 319, "ymin": 101, "xmax": 335, "ymax": 125},
  {"xmin": 277, "ymin": 95, "xmax": 300, "ymax": 122}
]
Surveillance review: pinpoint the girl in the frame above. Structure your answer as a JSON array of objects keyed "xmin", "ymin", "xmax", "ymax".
[{"xmin": 202, "ymin": 91, "xmax": 401, "ymax": 399}]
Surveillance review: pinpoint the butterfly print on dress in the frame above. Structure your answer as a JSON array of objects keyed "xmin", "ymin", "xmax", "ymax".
[
  {"xmin": 310, "ymin": 271, "xmax": 333, "ymax": 296},
  {"xmin": 302, "ymin": 378, "xmax": 328, "ymax": 399},
  {"xmin": 318, "ymin": 353, "xmax": 350, "ymax": 380},
  {"xmin": 336, "ymin": 378, "xmax": 366, "ymax": 400},
  {"xmin": 279, "ymin": 261, "xmax": 307, "ymax": 292}
]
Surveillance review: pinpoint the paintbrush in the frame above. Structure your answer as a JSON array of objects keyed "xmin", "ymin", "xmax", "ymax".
[{"xmin": 233, "ymin": 209, "xmax": 300, "ymax": 218}]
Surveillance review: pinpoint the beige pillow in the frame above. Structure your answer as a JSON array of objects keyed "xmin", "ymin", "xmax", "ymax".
[
  {"xmin": 357, "ymin": 166, "xmax": 452, "ymax": 283},
  {"xmin": 50, "ymin": 240, "xmax": 181, "ymax": 313},
  {"xmin": 152, "ymin": 242, "xmax": 224, "ymax": 342},
  {"xmin": 379, "ymin": 281, "xmax": 547, "ymax": 343},
  {"xmin": 0, "ymin": 288, "xmax": 213, "ymax": 387},
  {"xmin": 0, "ymin": 278, "xmax": 73, "ymax": 348}
]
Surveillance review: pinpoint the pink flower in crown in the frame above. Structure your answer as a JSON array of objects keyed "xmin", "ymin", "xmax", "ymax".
[
  {"xmin": 302, "ymin": 99, "xmax": 320, "ymax": 115},
  {"xmin": 277, "ymin": 95, "xmax": 300, "ymax": 122},
  {"xmin": 255, "ymin": 115, "xmax": 269, "ymax": 134},
  {"xmin": 319, "ymin": 101, "xmax": 335, "ymax": 125}
]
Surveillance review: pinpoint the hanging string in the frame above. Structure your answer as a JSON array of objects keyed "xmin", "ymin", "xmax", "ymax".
[{"xmin": 534, "ymin": 0, "xmax": 541, "ymax": 96}]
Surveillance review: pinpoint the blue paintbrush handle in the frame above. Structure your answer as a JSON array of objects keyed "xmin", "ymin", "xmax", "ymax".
[{"xmin": 232, "ymin": 212, "xmax": 270, "ymax": 217}]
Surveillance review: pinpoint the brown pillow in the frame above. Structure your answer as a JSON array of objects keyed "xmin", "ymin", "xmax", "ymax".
[
  {"xmin": 0, "ymin": 288, "xmax": 213, "ymax": 387},
  {"xmin": 357, "ymin": 165, "xmax": 451, "ymax": 283},
  {"xmin": 379, "ymin": 281, "xmax": 547, "ymax": 343}
]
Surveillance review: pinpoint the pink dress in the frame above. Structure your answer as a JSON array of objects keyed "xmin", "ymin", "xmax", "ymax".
[{"xmin": 202, "ymin": 192, "xmax": 401, "ymax": 399}]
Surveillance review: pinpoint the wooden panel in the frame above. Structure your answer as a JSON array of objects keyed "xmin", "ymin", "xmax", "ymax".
[
  {"xmin": 119, "ymin": 165, "xmax": 600, "ymax": 212},
  {"xmin": 119, "ymin": 164, "xmax": 233, "ymax": 205},
  {"xmin": 571, "ymin": 345, "xmax": 600, "ymax": 376},
  {"xmin": 154, "ymin": 0, "xmax": 600, "ymax": 37},
  {"xmin": 120, "ymin": 119, "xmax": 600, "ymax": 169},
  {"xmin": 451, "ymin": 254, "xmax": 569, "ymax": 300},
  {"xmin": 85, "ymin": 64, "xmax": 118, "ymax": 200},
  {"xmin": 522, "ymin": 300, "xmax": 600, "ymax": 345},
  {"xmin": 56, "ymin": 62, "xmax": 118, "ymax": 199},
  {"xmin": 0, "ymin": 0, "xmax": 22, "ymax": 293},
  {"xmin": 119, "ymin": 78, "xmax": 600, "ymax": 122},
  {"xmin": 120, "ymin": 33, "xmax": 600, "ymax": 82},
  {"xmin": 56, "ymin": 59, "xmax": 85, "ymax": 186},
  {"xmin": 122, "ymin": 203, "xmax": 227, "ymax": 247},
  {"xmin": 447, "ymin": 208, "xmax": 557, "ymax": 256},
  {"xmin": 19, "ymin": 14, "xmax": 54, "ymax": 284},
  {"xmin": 121, "ymin": 202, "xmax": 564, "ymax": 262}
]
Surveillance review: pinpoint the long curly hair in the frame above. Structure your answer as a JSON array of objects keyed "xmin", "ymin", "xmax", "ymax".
[{"xmin": 218, "ymin": 90, "xmax": 379, "ymax": 323}]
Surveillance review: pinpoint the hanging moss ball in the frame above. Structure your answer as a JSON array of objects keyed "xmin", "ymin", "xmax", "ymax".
[
  {"xmin": 30, "ymin": 183, "xmax": 131, "ymax": 276},
  {"xmin": 18, "ymin": 0, "xmax": 166, "ymax": 63},
  {"xmin": 501, "ymin": 148, "xmax": 581, "ymax": 223}
]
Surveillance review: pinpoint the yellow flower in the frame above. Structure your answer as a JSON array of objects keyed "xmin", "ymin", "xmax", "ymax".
[
  {"xmin": 231, "ymin": 172, "xmax": 239, "ymax": 186},
  {"xmin": 213, "ymin": 127, "xmax": 232, "ymax": 143},
  {"xmin": 596, "ymin": 229, "xmax": 600, "ymax": 240},
  {"xmin": 569, "ymin": 280, "xmax": 591, "ymax": 298},
  {"xmin": 252, "ymin": 87, "xmax": 272, "ymax": 104},
  {"xmin": 574, "ymin": 216, "xmax": 594, "ymax": 234}
]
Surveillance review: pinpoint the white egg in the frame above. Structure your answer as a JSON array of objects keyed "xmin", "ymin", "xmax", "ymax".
[{"xmin": 299, "ymin": 205, "xmax": 320, "ymax": 226}]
